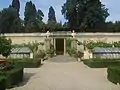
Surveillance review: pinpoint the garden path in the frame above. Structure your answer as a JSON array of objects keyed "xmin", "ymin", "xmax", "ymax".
[{"xmin": 8, "ymin": 55, "xmax": 120, "ymax": 90}]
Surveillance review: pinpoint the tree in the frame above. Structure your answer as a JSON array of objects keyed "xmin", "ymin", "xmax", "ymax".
[
  {"xmin": 36, "ymin": 9, "xmax": 46, "ymax": 32},
  {"xmin": 24, "ymin": 1, "xmax": 38, "ymax": 32},
  {"xmin": 62, "ymin": 0, "xmax": 109, "ymax": 31},
  {"xmin": 37, "ymin": 9, "xmax": 44, "ymax": 21},
  {"xmin": 0, "ymin": 6, "xmax": 22, "ymax": 33},
  {"xmin": 0, "ymin": 36, "xmax": 12, "ymax": 58},
  {"xmin": 12, "ymin": 0, "xmax": 20, "ymax": 14},
  {"xmin": 46, "ymin": 21, "xmax": 62, "ymax": 32},
  {"xmin": 48, "ymin": 6, "xmax": 56, "ymax": 22}
]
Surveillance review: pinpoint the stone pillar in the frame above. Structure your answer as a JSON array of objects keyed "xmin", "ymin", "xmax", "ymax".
[
  {"xmin": 30, "ymin": 53, "xmax": 33, "ymax": 59},
  {"xmin": 45, "ymin": 38, "xmax": 51, "ymax": 51},
  {"xmin": 54, "ymin": 38, "xmax": 56, "ymax": 51},
  {"xmin": 71, "ymin": 38, "xmax": 77, "ymax": 50},
  {"xmin": 64, "ymin": 39, "xmax": 66, "ymax": 55}
]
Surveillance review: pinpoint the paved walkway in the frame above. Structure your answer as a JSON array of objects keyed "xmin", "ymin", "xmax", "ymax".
[{"xmin": 9, "ymin": 55, "xmax": 120, "ymax": 90}]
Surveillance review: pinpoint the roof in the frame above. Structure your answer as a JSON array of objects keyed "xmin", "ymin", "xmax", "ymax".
[
  {"xmin": 93, "ymin": 47, "xmax": 120, "ymax": 53},
  {"xmin": 11, "ymin": 47, "xmax": 31, "ymax": 54}
]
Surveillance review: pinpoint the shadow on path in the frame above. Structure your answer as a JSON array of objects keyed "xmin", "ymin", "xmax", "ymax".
[{"xmin": 18, "ymin": 73, "xmax": 35, "ymax": 87}]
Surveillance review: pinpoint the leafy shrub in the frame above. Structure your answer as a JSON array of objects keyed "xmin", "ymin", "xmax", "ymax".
[
  {"xmin": 35, "ymin": 50, "xmax": 46, "ymax": 59},
  {"xmin": 0, "ymin": 68, "xmax": 23, "ymax": 88},
  {"xmin": 107, "ymin": 66, "xmax": 120, "ymax": 84},
  {"xmin": 83, "ymin": 58, "xmax": 120, "ymax": 68},
  {"xmin": 0, "ymin": 61, "xmax": 14, "ymax": 71},
  {"xmin": 0, "ymin": 36, "xmax": 12, "ymax": 58},
  {"xmin": 0, "ymin": 76, "xmax": 6, "ymax": 90},
  {"xmin": 67, "ymin": 48, "xmax": 77, "ymax": 57},
  {"xmin": 46, "ymin": 44, "xmax": 55, "ymax": 57},
  {"xmin": 77, "ymin": 51, "xmax": 84, "ymax": 59},
  {"xmin": 85, "ymin": 41, "xmax": 113, "ymax": 50},
  {"xmin": 6, "ymin": 58, "xmax": 41, "ymax": 68}
]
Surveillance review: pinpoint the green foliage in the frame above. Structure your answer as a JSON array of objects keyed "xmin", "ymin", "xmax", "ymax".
[
  {"xmin": 66, "ymin": 38, "xmax": 72, "ymax": 52},
  {"xmin": 85, "ymin": 41, "xmax": 113, "ymax": 50},
  {"xmin": 77, "ymin": 51, "xmax": 84, "ymax": 59},
  {"xmin": 113, "ymin": 41, "xmax": 120, "ymax": 47},
  {"xmin": 48, "ymin": 6, "xmax": 56, "ymax": 22},
  {"xmin": 62, "ymin": 0, "xmax": 109, "ymax": 30},
  {"xmin": 6, "ymin": 58, "xmax": 41, "ymax": 68},
  {"xmin": 0, "ymin": 68, "xmax": 23, "ymax": 88},
  {"xmin": 106, "ymin": 21, "xmax": 120, "ymax": 32},
  {"xmin": 12, "ymin": 0, "xmax": 20, "ymax": 13},
  {"xmin": 0, "ymin": 6, "xmax": 22, "ymax": 33},
  {"xmin": 35, "ymin": 50, "xmax": 46, "ymax": 59},
  {"xmin": 0, "ymin": 36, "xmax": 12, "ymax": 58},
  {"xmin": 24, "ymin": 1, "xmax": 38, "ymax": 32},
  {"xmin": 37, "ymin": 9, "xmax": 44, "ymax": 21},
  {"xmin": 46, "ymin": 44, "xmax": 55, "ymax": 57},
  {"xmin": 0, "ymin": 76, "xmax": 6, "ymax": 90},
  {"xmin": 24, "ymin": 1, "xmax": 45, "ymax": 32},
  {"xmin": 107, "ymin": 66, "xmax": 120, "ymax": 84},
  {"xmin": 83, "ymin": 58, "xmax": 120, "ymax": 68},
  {"xmin": 66, "ymin": 38, "xmax": 78, "ymax": 57}
]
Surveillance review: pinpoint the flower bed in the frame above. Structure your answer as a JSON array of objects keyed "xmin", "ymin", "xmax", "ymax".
[
  {"xmin": 5, "ymin": 58, "xmax": 41, "ymax": 68},
  {"xmin": 0, "ymin": 67, "xmax": 23, "ymax": 88},
  {"xmin": 83, "ymin": 58, "xmax": 120, "ymax": 68},
  {"xmin": 0, "ymin": 76, "xmax": 6, "ymax": 90},
  {"xmin": 107, "ymin": 66, "xmax": 120, "ymax": 84}
]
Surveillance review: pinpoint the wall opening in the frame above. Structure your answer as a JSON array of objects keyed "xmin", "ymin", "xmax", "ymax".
[{"xmin": 55, "ymin": 38, "xmax": 64, "ymax": 55}]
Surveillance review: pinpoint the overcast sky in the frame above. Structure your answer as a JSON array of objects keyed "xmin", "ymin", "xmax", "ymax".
[{"xmin": 0, "ymin": 0, "xmax": 120, "ymax": 23}]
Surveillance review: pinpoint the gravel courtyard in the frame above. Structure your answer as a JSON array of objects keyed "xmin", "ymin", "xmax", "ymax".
[{"xmin": 9, "ymin": 55, "xmax": 120, "ymax": 90}]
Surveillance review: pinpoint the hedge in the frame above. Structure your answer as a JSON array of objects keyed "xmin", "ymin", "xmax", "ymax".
[
  {"xmin": 107, "ymin": 66, "xmax": 120, "ymax": 84},
  {"xmin": 83, "ymin": 58, "xmax": 120, "ymax": 68},
  {"xmin": 5, "ymin": 58, "xmax": 41, "ymax": 68},
  {"xmin": 0, "ymin": 68, "xmax": 23, "ymax": 88},
  {"xmin": 0, "ymin": 77, "xmax": 6, "ymax": 90}
]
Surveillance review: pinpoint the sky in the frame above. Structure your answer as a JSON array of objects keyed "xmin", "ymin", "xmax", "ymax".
[{"xmin": 0, "ymin": 0, "xmax": 120, "ymax": 23}]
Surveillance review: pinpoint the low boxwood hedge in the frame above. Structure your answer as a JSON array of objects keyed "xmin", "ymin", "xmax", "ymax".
[
  {"xmin": 83, "ymin": 58, "xmax": 120, "ymax": 68},
  {"xmin": 5, "ymin": 58, "xmax": 41, "ymax": 68},
  {"xmin": 0, "ymin": 67, "xmax": 23, "ymax": 88},
  {"xmin": 0, "ymin": 77, "xmax": 6, "ymax": 90},
  {"xmin": 107, "ymin": 66, "xmax": 120, "ymax": 84}
]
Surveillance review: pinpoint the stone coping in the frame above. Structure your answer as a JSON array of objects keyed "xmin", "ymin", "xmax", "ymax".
[{"xmin": 1, "ymin": 33, "xmax": 120, "ymax": 37}]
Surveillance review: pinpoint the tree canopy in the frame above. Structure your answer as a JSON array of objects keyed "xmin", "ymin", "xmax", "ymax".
[
  {"xmin": 0, "ymin": 6, "xmax": 22, "ymax": 33},
  {"xmin": 48, "ymin": 6, "xmax": 57, "ymax": 23},
  {"xmin": 0, "ymin": 0, "xmax": 120, "ymax": 33},
  {"xmin": 12, "ymin": 0, "xmax": 20, "ymax": 14},
  {"xmin": 62, "ymin": 0, "xmax": 109, "ymax": 31}
]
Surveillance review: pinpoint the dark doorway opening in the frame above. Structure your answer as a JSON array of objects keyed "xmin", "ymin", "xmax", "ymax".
[{"xmin": 56, "ymin": 38, "xmax": 64, "ymax": 55}]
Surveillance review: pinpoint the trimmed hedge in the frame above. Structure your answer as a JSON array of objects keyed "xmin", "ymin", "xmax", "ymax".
[
  {"xmin": 0, "ymin": 77, "xmax": 6, "ymax": 90},
  {"xmin": 0, "ymin": 68, "xmax": 23, "ymax": 88},
  {"xmin": 5, "ymin": 58, "xmax": 41, "ymax": 68},
  {"xmin": 107, "ymin": 66, "xmax": 120, "ymax": 84},
  {"xmin": 83, "ymin": 58, "xmax": 120, "ymax": 68}
]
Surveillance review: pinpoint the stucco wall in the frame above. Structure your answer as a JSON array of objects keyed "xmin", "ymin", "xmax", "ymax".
[
  {"xmin": 3, "ymin": 33, "xmax": 120, "ymax": 44},
  {"xmin": 76, "ymin": 33, "xmax": 120, "ymax": 43},
  {"xmin": 4, "ymin": 33, "xmax": 46, "ymax": 44}
]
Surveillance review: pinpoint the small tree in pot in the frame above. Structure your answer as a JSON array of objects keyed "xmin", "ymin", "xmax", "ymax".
[{"xmin": 77, "ymin": 51, "xmax": 84, "ymax": 61}]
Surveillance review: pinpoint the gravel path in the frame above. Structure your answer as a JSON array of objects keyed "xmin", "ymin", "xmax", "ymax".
[{"xmin": 8, "ymin": 55, "xmax": 120, "ymax": 90}]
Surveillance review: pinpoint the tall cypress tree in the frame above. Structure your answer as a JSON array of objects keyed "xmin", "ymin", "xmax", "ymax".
[
  {"xmin": 12, "ymin": 0, "xmax": 20, "ymax": 13},
  {"xmin": 48, "ymin": 6, "xmax": 56, "ymax": 22},
  {"xmin": 24, "ymin": 1, "xmax": 38, "ymax": 32}
]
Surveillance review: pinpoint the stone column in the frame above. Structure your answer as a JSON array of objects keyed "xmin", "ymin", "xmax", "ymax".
[
  {"xmin": 53, "ymin": 38, "xmax": 56, "ymax": 55},
  {"xmin": 54, "ymin": 38, "xmax": 56, "ymax": 51},
  {"xmin": 64, "ymin": 39, "xmax": 66, "ymax": 55},
  {"xmin": 71, "ymin": 38, "xmax": 77, "ymax": 50},
  {"xmin": 45, "ymin": 38, "xmax": 51, "ymax": 51}
]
